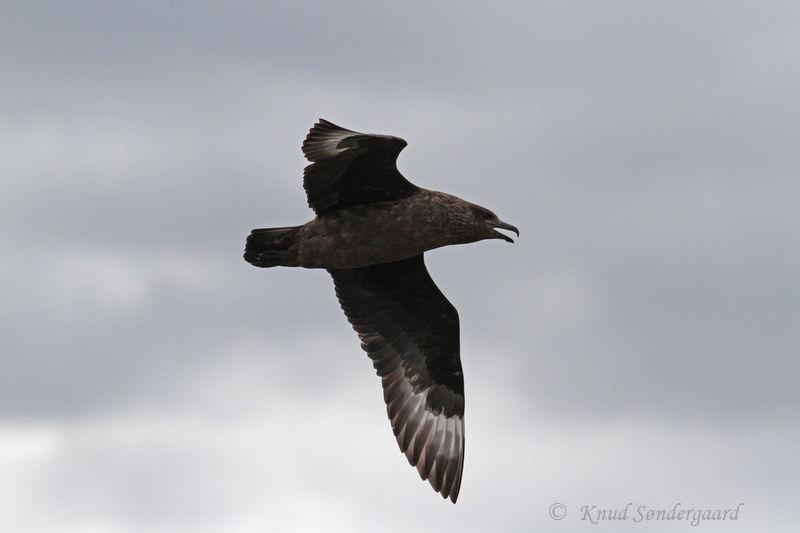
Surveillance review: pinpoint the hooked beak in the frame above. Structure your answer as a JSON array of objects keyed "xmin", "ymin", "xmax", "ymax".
[{"xmin": 490, "ymin": 220, "xmax": 519, "ymax": 243}]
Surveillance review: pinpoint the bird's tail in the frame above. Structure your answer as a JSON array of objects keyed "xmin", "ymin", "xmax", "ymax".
[{"xmin": 243, "ymin": 226, "xmax": 300, "ymax": 268}]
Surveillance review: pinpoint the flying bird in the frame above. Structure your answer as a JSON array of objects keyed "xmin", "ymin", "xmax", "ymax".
[{"xmin": 244, "ymin": 119, "xmax": 518, "ymax": 503}]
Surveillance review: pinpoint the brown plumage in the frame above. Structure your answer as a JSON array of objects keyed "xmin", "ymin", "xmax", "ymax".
[{"xmin": 244, "ymin": 119, "xmax": 518, "ymax": 502}]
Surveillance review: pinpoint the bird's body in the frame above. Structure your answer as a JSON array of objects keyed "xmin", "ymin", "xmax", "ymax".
[
  {"xmin": 272, "ymin": 190, "xmax": 499, "ymax": 269},
  {"xmin": 244, "ymin": 119, "xmax": 517, "ymax": 503}
]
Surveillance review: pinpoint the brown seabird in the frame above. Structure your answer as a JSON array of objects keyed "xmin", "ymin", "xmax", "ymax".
[{"xmin": 244, "ymin": 119, "xmax": 518, "ymax": 503}]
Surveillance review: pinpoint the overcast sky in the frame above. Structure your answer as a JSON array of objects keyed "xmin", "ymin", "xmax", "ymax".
[{"xmin": 2, "ymin": 1, "xmax": 798, "ymax": 532}]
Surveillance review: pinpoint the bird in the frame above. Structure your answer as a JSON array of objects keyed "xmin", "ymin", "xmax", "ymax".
[{"xmin": 243, "ymin": 119, "xmax": 518, "ymax": 503}]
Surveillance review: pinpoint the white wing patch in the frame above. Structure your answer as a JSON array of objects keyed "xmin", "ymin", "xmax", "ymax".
[
  {"xmin": 382, "ymin": 365, "xmax": 465, "ymax": 502},
  {"xmin": 302, "ymin": 120, "xmax": 357, "ymax": 160},
  {"xmin": 311, "ymin": 130, "xmax": 352, "ymax": 157}
]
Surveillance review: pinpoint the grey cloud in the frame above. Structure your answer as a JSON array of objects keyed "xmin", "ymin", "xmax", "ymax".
[{"xmin": 2, "ymin": 1, "xmax": 798, "ymax": 531}]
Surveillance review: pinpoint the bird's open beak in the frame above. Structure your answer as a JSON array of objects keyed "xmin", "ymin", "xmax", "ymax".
[{"xmin": 490, "ymin": 220, "xmax": 519, "ymax": 243}]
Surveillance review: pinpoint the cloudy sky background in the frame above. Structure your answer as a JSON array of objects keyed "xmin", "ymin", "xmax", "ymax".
[{"xmin": 2, "ymin": 1, "xmax": 798, "ymax": 531}]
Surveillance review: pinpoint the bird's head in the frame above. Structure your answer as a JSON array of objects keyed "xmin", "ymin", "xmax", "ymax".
[{"xmin": 447, "ymin": 197, "xmax": 519, "ymax": 244}]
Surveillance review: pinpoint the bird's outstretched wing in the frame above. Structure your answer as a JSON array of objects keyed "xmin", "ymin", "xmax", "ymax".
[
  {"xmin": 328, "ymin": 254, "xmax": 465, "ymax": 502},
  {"xmin": 302, "ymin": 119, "xmax": 419, "ymax": 214}
]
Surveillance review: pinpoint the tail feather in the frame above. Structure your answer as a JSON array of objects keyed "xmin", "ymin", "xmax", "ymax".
[{"xmin": 244, "ymin": 226, "xmax": 300, "ymax": 268}]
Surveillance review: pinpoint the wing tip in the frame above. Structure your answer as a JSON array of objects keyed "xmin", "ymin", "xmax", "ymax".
[
  {"xmin": 400, "ymin": 405, "xmax": 465, "ymax": 504},
  {"xmin": 383, "ymin": 380, "xmax": 465, "ymax": 503},
  {"xmin": 301, "ymin": 118, "xmax": 355, "ymax": 161},
  {"xmin": 301, "ymin": 118, "xmax": 408, "ymax": 162}
]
